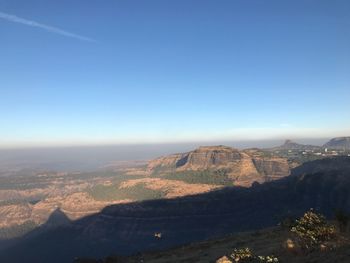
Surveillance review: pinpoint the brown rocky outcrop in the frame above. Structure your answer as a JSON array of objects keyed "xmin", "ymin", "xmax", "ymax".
[{"xmin": 148, "ymin": 145, "xmax": 291, "ymax": 187}]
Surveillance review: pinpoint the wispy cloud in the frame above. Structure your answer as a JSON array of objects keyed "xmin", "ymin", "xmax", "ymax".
[{"xmin": 0, "ymin": 11, "xmax": 96, "ymax": 42}]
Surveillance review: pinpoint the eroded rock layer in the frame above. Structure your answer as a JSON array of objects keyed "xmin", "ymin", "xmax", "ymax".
[{"xmin": 148, "ymin": 146, "xmax": 292, "ymax": 186}]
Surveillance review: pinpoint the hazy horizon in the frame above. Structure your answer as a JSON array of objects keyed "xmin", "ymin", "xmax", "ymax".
[
  {"xmin": 0, "ymin": 137, "xmax": 333, "ymax": 172},
  {"xmin": 0, "ymin": 136, "xmax": 340, "ymax": 150}
]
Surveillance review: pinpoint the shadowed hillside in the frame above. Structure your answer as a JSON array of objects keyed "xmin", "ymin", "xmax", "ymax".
[
  {"xmin": 0, "ymin": 157, "xmax": 350, "ymax": 263},
  {"xmin": 88, "ymin": 226, "xmax": 350, "ymax": 263}
]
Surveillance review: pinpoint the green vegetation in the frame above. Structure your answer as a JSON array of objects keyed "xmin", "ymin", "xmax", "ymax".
[
  {"xmin": 67, "ymin": 170, "xmax": 124, "ymax": 181},
  {"xmin": 87, "ymin": 183, "xmax": 165, "ymax": 201},
  {"xmin": 162, "ymin": 169, "xmax": 234, "ymax": 186},
  {"xmin": 290, "ymin": 209, "xmax": 337, "ymax": 251},
  {"xmin": 0, "ymin": 175, "xmax": 50, "ymax": 190},
  {"xmin": 85, "ymin": 172, "xmax": 168, "ymax": 201},
  {"xmin": 150, "ymin": 165, "xmax": 176, "ymax": 175},
  {"xmin": 0, "ymin": 170, "xmax": 124, "ymax": 190},
  {"xmin": 87, "ymin": 168, "xmax": 233, "ymax": 203},
  {"xmin": 216, "ymin": 210, "xmax": 343, "ymax": 263},
  {"xmin": 270, "ymin": 149, "xmax": 327, "ymax": 164}
]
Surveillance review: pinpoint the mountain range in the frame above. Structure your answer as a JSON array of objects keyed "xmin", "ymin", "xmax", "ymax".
[
  {"xmin": 1, "ymin": 156, "xmax": 350, "ymax": 263},
  {"xmin": 323, "ymin": 137, "xmax": 350, "ymax": 150},
  {"xmin": 0, "ymin": 137, "xmax": 349, "ymax": 262},
  {"xmin": 269, "ymin": 139, "xmax": 322, "ymax": 151}
]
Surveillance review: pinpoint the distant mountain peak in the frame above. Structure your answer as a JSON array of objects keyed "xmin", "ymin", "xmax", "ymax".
[
  {"xmin": 271, "ymin": 139, "xmax": 320, "ymax": 151},
  {"xmin": 323, "ymin": 137, "xmax": 350, "ymax": 150},
  {"xmin": 283, "ymin": 139, "xmax": 297, "ymax": 146}
]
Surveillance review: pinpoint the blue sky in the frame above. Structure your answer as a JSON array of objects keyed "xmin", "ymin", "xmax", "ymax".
[{"xmin": 0, "ymin": 0, "xmax": 349, "ymax": 148}]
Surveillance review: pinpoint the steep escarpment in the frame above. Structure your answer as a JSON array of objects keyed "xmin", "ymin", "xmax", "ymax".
[{"xmin": 148, "ymin": 146, "xmax": 292, "ymax": 187}]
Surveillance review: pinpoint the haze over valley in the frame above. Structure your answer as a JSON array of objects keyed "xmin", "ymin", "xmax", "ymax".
[
  {"xmin": 1, "ymin": 1, "xmax": 350, "ymax": 262},
  {"xmin": 0, "ymin": 137, "xmax": 349, "ymax": 234},
  {"xmin": 0, "ymin": 138, "xmax": 349, "ymax": 262}
]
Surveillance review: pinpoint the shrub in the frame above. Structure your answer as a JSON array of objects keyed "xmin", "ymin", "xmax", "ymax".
[
  {"xmin": 290, "ymin": 209, "xmax": 336, "ymax": 251},
  {"xmin": 257, "ymin": 255, "xmax": 279, "ymax": 263},
  {"xmin": 227, "ymin": 248, "xmax": 279, "ymax": 262},
  {"xmin": 230, "ymin": 248, "xmax": 253, "ymax": 262}
]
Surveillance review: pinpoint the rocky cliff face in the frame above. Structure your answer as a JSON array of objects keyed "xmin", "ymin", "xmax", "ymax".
[{"xmin": 148, "ymin": 146, "xmax": 292, "ymax": 187}]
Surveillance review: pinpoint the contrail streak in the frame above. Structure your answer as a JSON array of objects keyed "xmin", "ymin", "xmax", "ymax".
[{"xmin": 0, "ymin": 11, "xmax": 96, "ymax": 42}]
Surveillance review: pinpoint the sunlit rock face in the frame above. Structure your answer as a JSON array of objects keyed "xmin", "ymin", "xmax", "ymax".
[
  {"xmin": 178, "ymin": 146, "xmax": 242, "ymax": 168},
  {"xmin": 148, "ymin": 145, "xmax": 292, "ymax": 187}
]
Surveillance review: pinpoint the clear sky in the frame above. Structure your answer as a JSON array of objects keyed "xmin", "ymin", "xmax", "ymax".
[{"xmin": 0, "ymin": 0, "xmax": 349, "ymax": 148}]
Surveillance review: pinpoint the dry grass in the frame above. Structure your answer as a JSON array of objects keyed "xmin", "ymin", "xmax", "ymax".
[{"xmin": 121, "ymin": 227, "xmax": 350, "ymax": 263}]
